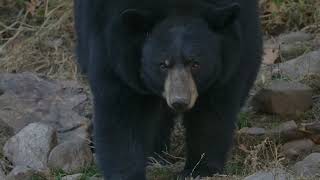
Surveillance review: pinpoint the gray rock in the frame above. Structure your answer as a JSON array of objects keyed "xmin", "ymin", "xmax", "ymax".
[
  {"xmin": 278, "ymin": 31, "xmax": 313, "ymax": 44},
  {"xmin": 267, "ymin": 121, "xmax": 305, "ymax": 141},
  {"xmin": 269, "ymin": 121, "xmax": 298, "ymax": 135},
  {"xmin": 48, "ymin": 139, "xmax": 93, "ymax": 173},
  {"xmin": 293, "ymin": 153, "xmax": 320, "ymax": 177},
  {"xmin": 244, "ymin": 168, "xmax": 293, "ymax": 180},
  {"xmin": 6, "ymin": 166, "xmax": 46, "ymax": 180},
  {"xmin": 0, "ymin": 73, "xmax": 91, "ymax": 135},
  {"xmin": 239, "ymin": 127, "xmax": 266, "ymax": 136},
  {"xmin": 61, "ymin": 173, "xmax": 83, "ymax": 180},
  {"xmin": 282, "ymin": 139, "xmax": 315, "ymax": 160},
  {"xmin": 3, "ymin": 123, "xmax": 57, "ymax": 170},
  {"xmin": 280, "ymin": 42, "xmax": 311, "ymax": 61},
  {"xmin": 252, "ymin": 80, "xmax": 313, "ymax": 116},
  {"xmin": 262, "ymin": 32, "xmax": 314, "ymax": 62},
  {"xmin": 278, "ymin": 50, "xmax": 320, "ymax": 80}
]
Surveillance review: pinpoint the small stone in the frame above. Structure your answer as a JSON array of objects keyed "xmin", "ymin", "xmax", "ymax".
[
  {"xmin": 6, "ymin": 166, "xmax": 45, "ymax": 180},
  {"xmin": 282, "ymin": 139, "xmax": 314, "ymax": 160},
  {"xmin": 280, "ymin": 42, "xmax": 311, "ymax": 61},
  {"xmin": 61, "ymin": 173, "xmax": 83, "ymax": 180},
  {"xmin": 251, "ymin": 80, "xmax": 313, "ymax": 116},
  {"xmin": 48, "ymin": 139, "xmax": 93, "ymax": 173},
  {"xmin": 244, "ymin": 168, "xmax": 293, "ymax": 180},
  {"xmin": 278, "ymin": 31, "xmax": 313, "ymax": 44},
  {"xmin": 264, "ymin": 32, "xmax": 313, "ymax": 62},
  {"xmin": 3, "ymin": 123, "xmax": 57, "ymax": 170},
  {"xmin": 267, "ymin": 121, "xmax": 304, "ymax": 141},
  {"xmin": 278, "ymin": 50, "xmax": 320, "ymax": 80},
  {"xmin": 238, "ymin": 127, "xmax": 266, "ymax": 136},
  {"xmin": 269, "ymin": 121, "xmax": 298, "ymax": 134},
  {"xmin": 293, "ymin": 153, "xmax": 320, "ymax": 177}
]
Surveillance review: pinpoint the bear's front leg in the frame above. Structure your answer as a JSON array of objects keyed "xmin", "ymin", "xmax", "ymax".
[
  {"xmin": 92, "ymin": 80, "xmax": 148, "ymax": 180},
  {"xmin": 180, "ymin": 86, "xmax": 242, "ymax": 179}
]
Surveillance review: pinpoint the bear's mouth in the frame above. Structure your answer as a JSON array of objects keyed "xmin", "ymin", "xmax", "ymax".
[{"xmin": 162, "ymin": 67, "xmax": 198, "ymax": 112}]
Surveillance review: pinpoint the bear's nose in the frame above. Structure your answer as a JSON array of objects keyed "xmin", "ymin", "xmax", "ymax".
[{"xmin": 171, "ymin": 101, "xmax": 188, "ymax": 112}]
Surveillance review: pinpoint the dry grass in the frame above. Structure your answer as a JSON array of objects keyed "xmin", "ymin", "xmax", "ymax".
[
  {"xmin": 260, "ymin": 0, "xmax": 320, "ymax": 35},
  {"xmin": 0, "ymin": 0, "xmax": 78, "ymax": 80}
]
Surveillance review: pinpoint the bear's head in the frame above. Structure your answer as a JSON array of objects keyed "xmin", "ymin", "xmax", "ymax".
[{"xmin": 120, "ymin": 2, "xmax": 241, "ymax": 112}]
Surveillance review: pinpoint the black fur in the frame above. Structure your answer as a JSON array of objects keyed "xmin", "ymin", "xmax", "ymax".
[{"xmin": 74, "ymin": 0, "xmax": 262, "ymax": 179}]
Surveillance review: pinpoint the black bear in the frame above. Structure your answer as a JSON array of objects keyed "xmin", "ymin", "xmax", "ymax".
[{"xmin": 74, "ymin": 0, "xmax": 262, "ymax": 179}]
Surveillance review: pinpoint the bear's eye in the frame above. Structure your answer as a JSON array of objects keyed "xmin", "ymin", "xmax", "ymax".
[
  {"xmin": 159, "ymin": 63, "xmax": 168, "ymax": 71},
  {"xmin": 159, "ymin": 60, "xmax": 170, "ymax": 71},
  {"xmin": 191, "ymin": 61, "xmax": 200, "ymax": 70}
]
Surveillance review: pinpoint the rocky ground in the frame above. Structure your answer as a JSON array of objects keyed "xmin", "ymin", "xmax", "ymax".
[{"xmin": 0, "ymin": 73, "xmax": 95, "ymax": 180}]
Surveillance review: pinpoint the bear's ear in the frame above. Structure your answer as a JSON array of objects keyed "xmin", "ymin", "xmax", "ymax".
[
  {"xmin": 120, "ymin": 9, "xmax": 155, "ymax": 33},
  {"xmin": 205, "ymin": 3, "xmax": 240, "ymax": 29}
]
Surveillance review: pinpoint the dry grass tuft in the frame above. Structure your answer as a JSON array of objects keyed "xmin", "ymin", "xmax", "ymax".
[
  {"xmin": 260, "ymin": 0, "xmax": 320, "ymax": 35},
  {"xmin": 226, "ymin": 136, "xmax": 283, "ymax": 176},
  {"xmin": 0, "ymin": 0, "xmax": 78, "ymax": 80}
]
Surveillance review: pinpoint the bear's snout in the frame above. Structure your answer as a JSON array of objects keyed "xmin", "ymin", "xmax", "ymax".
[{"xmin": 163, "ymin": 67, "xmax": 198, "ymax": 112}]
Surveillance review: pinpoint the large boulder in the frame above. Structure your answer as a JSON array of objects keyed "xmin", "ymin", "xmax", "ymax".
[
  {"xmin": 252, "ymin": 80, "xmax": 313, "ymax": 116},
  {"xmin": 0, "ymin": 73, "xmax": 92, "ymax": 145},
  {"xmin": 48, "ymin": 139, "xmax": 93, "ymax": 173},
  {"xmin": 3, "ymin": 123, "xmax": 57, "ymax": 170}
]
